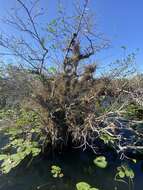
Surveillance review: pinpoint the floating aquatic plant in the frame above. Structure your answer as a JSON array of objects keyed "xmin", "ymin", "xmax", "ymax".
[
  {"xmin": 93, "ymin": 156, "xmax": 108, "ymax": 169},
  {"xmin": 51, "ymin": 165, "xmax": 64, "ymax": 178},
  {"xmin": 76, "ymin": 182, "xmax": 99, "ymax": 190}
]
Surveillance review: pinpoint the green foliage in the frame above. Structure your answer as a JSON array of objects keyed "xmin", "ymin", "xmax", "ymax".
[
  {"xmin": 76, "ymin": 182, "xmax": 99, "ymax": 190},
  {"xmin": 48, "ymin": 67, "xmax": 57, "ymax": 74},
  {"xmin": 0, "ymin": 108, "xmax": 44, "ymax": 174},
  {"xmin": 115, "ymin": 164, "xmax": 135, "ymax": 179},
  {"xmin": 47, "ymin": 19, "xmax": 57, "ymax": 34},
  {"xmin": 93, "ymin": 156, "xmax": 107, "ymax": 169},
  {"xmin": 100, "ymin": 133, "xmax": 116, "ymax": 144},
  {"xmin": 51, "ymin": 165, "xmax": 64, "ymax": 178},
  {"xmin": 125, "ymin": 103, "xmax": 143, "ymax": 120},
  {"xmin": 15, "ymin": 109, "xmax": 41, "ymax": 128},
  {"xmin": 0, "ymin": 139, "xmax": 41, "ymax": 174},
  {"xmin": 0, "ymin": 109, "xmax": 16, "ymax": 120},
  {"xmin": 132, "ymin": 159, "xmax": 137, "ymax": 164}
]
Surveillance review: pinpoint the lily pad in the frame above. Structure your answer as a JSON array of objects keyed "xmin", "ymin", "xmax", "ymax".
[
  {"xmin": 76, "ymin": 182, "xmax": 99, "ymax": 190},
  {"xmin": 118, "ymin": 171, "xmax": 125, "ymax": 178},
  {"xmin": 93, "ymin": 156, "xmax": 107, "ymax": 169},
  {"xmin": 76, "ymin": 182, "xmax": 90, "ymax": 190}
]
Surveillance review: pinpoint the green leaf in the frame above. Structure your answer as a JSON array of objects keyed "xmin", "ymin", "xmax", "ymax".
[
  {"xmin": 118, "ymin": 171, "xmax": 125, "ymax": 178},
  {"xmin": 50, "ymin": 19, "xmax": 57, "ymax": 25},
  {"xmin": 76, "ymin": 182, "xmax": 99, "ymax": 190},
  {"xmin": 31, "ymin": 147, "xmax": 41, "ymax": 156},
  {"xmin": 116, "ymin": 165, "xmax": 135, "ymax": 179},
  {"xmin": 93, "ymin": 156, "xmax": 107, "ymax": 169},
  {"xmin": 0, "ymin": 154, "xmax": 7, "ymax": 161},
  {"xmin": 47, "ymin": 26, "xmax": 56, "ymax": 33},
  {"xmin": 76, "ymin": 182, "xmax": 90, "ymax": 190},
  {"xmin": 51, "ymin": 165, "xmax": 63, "ymax": 178},
  {"xmin": 2, "ymin": 165, "xmax": 11, "ymax": 174},
  {"xmin": 125, "ymin": 168, "xmax": 134, "ymax": 178},
  {"xmin": 48, "ymin": 67, "xmax": 56, "ymax": 74}
]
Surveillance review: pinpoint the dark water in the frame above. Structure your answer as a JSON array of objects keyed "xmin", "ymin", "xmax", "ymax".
[{"xmin": 0, "ymin": 149, "xmax": 143, "ymax": 190}]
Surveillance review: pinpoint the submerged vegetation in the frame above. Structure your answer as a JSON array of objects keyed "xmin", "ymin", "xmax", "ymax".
[{"xmin": 0, "ymin": 0, "xmax": 142, "ymax": 189}]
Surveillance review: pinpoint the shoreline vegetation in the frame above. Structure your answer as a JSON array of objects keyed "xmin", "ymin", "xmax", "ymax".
[{"xmin": 0, "ymin": 59, "xmax": 143, "ymax": 177}]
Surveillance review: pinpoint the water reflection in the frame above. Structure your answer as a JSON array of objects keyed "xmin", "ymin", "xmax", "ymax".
[{"xmin": 0, "ymin": 150, "xmax": 143, "ymax": 190}]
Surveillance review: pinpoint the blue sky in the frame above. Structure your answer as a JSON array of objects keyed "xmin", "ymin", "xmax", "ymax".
[
  {"xmin": 0, "ymin": 0, "xmax": 142, "ymax": 72},
  {"xmin": 92, "ymin": 0, "xmax": 143, "ymax": 72}
]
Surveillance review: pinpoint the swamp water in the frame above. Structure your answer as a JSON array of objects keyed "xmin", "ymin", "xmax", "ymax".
[{"xmin": 0, "ymin": 149, "xmax": 143, "ymax": 190}]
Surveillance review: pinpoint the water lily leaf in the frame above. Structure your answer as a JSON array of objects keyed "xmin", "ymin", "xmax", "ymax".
[
  {"xmin": 2, "ymin": 165, "xmax": 11, "ymax": 174},
  {"xmin": 132, "ymin": 159, "xmax": 137, "ymax": 164},
  {"xmin": 50, "ymin": 19, "xmax": 57, "ymax": 25},
  {"xmin": 76, "ymin": 182, "xmax": 99, "ymax": 190},
  {"xmin": 129, "ymin": 171, "xmax": 135, "ymax": 179},
  {"xmin": 125, "ymin": 168, "xmax": 134, "ymax": 178},
  {"xmin": 0, "ymin": 154, "xmax": 7, "ymax": 161},
  {"xmin": 31, "ymin": 147, "xmax": 41, "ymax": 156},
  {"xmin": 93, "ymin": 156, "xmax": 107, "ymax": 169},
  {"xmin": 116, "ymin": 165, "xmax": 135, "ymax": 179},
  {"xmin": 51, "ymin": 165, "xmax": 63, "ymax": 178},
  {"xmin": 76, "ymin": 182, "xmax": 90, "ymax": 190},
  {"xmin": 51, "ymin": 165, "xmax": 61, "ymax": 171},
  {"xmin": 118, "ymin": 171, "xmax": 125, "ymax": 178}
]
